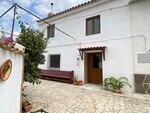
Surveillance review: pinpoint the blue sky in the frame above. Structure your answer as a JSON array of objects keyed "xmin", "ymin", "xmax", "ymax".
[{"xmin": 0, "ymin": 0, "xmax": 90, "ymax": 37}]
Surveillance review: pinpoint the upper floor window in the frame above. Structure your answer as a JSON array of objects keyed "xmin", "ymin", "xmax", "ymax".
[
  {"xmin": 86, "ymin": 15, "xmax": 100, "ymax": 36},
  {"xmin": 47, "ymin": 24, "xmax": 55, "ymax": 38}
]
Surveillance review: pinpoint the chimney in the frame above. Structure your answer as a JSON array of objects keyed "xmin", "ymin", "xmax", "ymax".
[
  {"xmin": 48, "ymin": 12, "xmax": 54, "ymax": 17},
  {"xmin": 51, "ymin": 3, "xmax": 54, "ymax": 12},
  {"xmin": 48, "ymin": 3, "xmax": 54, "ymax": 17}
]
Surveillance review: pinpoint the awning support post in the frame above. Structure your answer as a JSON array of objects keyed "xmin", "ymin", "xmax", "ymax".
[
  {"xmin": 102, "ymin": 49, "xmax": 105, "ymax": 61},
  {"xmin": 79, "ymin": 50, "xmax": 83, "ymax": 60}
]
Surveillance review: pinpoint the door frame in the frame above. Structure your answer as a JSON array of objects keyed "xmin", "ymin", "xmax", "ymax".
[{"xmin": 84, "ymin": 51, "xmax": 103, "ymax": 84}]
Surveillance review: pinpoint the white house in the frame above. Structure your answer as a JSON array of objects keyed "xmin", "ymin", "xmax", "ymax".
[{"xmin": 38, "ymin": 0, "xmax": 150, "ymax": 93}]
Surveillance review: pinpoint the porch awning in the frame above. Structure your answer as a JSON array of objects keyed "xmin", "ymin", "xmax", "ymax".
[{"xmin": 78, "ymin": 46, "xmax": 106, "ymax": 60}]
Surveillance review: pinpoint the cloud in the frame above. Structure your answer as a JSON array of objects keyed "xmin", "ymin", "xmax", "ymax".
[
  {"xmin": 0, "ymin": 0, "xmax": 91, "ymax": 35},
  {"xmin": 34, "ymin": 4, "xmax": 51, "ymax": 17},
  {"xmin": 14, "ymin": 0, "xmax": 32, "ymax": 8},
  {"xmin": 0, "ymin": 1, "xmax": 13, "ymax": 19}
]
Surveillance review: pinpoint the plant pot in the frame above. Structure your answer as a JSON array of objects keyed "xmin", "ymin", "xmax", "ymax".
[
  {"xmin": 78, "ymin": 80, "xmax": 83, "ymax": 86},
  {"xmin": 22, "ymin": 104, "xmax": 32, "ymax": 112},
  {"xmin": 112, "ymin": 88, "xmax": 121, "ymax": 94},
  {"xmin": 73, "ymin": 81, "xmax": 78, "ymax": 85}
]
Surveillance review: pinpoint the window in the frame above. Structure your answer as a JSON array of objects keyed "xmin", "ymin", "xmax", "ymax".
[
  {"xmin": 49, "ymin": 55, "xmax": 60, "ymax": 68},
  {"xmin": 86, "ymin": 15, "xmax": 100, "ymax": 36},
  {"xmin": 93, "ymin": 53, "xmax": 102, "ymax": 69},
  {"xmin": 47, "ymin": 24, "xmax": 55, "ymax": 38}
]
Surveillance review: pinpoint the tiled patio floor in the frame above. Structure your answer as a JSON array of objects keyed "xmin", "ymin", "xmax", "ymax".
[{"xmin": 24, "ymin": 80, "xmax": 150, "ymax": 113}]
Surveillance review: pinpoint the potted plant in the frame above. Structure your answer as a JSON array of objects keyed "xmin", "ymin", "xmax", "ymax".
[
  {"xmin": 104, "ymin": 76, "xmax": 131, "ymax": 93},
  {"xmin": 103, "ymin": 78, "xmax": 110, "ymax": 90},
  {"xmin": 22, "ymin": 100, "xmax": 32, "ymax": 112},
  {"xmin": 22, "ymin": 85, "xmax": 32, "ymax": 112},
  {"xmin": 78, "ymin": 80, "xmax": 84, "ymax": 86},
  {"xmin": 73, "ymin": 76, "xmax": 78, "ymax": 85}
]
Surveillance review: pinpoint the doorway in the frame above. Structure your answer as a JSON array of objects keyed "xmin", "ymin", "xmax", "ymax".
[{"xmin": 87, "ymin": 53, "xmax": 103, "ymax": 84}]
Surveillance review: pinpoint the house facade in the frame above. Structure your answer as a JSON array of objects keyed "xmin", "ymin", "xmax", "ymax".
[{"xmin": 38, "ymin": 0, "xmax": 150, "ymax": 93}]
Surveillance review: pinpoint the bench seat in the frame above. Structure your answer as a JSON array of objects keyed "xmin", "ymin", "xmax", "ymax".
[{"xmin": 40, "ymin": 69, "xmax": 74, "ymax": 84}]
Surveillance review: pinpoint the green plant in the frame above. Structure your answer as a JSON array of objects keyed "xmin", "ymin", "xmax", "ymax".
[
  {"xmin": 22, "ymin": 101, "xmax": 31, "ymax": 106},
  {"xmin": 103, "ymin": 78, "xmax": 110, "ymax": 90},
  {"xmin": 16, "ymin": 23, "xmax": 48, "ymax": 84},
  {"xmin": 107, "ymin": 77, "xmax": 131, "ymax": 90},
  {"xmin": 3, "ymin": 65, "xmax": 10, "ymax": 74},
  {"xmin": 22, "ymin": 100, "xmax": 32, "ymax": 112}
]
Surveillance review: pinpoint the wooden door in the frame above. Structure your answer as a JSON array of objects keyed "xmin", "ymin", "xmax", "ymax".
[{"xmin": 88, "ymin": 53, "xmax": 103, "ymax": 84}]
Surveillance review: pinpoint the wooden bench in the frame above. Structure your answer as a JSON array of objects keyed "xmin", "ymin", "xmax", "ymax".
[{"xmin": 39, "ymin": 69, "xmax": 74, "ymax": 84}]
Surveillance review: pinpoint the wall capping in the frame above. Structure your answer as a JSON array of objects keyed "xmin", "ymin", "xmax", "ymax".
[{"xmin": 0, "ymin": 42, "xmax": 25, "ymax": 55}]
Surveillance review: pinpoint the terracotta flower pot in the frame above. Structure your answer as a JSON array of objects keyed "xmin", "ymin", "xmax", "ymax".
[
  {"xmin": 112, "ymin": 88, "xmax": 122, "ymax": 94},
  {"xmin": 73, "ymin": 81, "xmax": 78, "ymax": 85},
  {"xmin": 22, "ymin": 104, "xmax": 32, "ymax": 112},
  {"xmin": 78, "ymin": 80, "xmax": 83, "ymax": 86},
  {"xmin": 22, "ymin": 101, "xmax": 32, "ymax": 112}
]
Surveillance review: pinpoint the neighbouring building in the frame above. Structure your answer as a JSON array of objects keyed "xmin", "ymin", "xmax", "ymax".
[{"xmin": 38, "ymin": 0, "xmax": 150, "ymax": 93}]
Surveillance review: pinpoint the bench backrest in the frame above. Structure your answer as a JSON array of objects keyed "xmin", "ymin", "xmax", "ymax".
[{"xmin": 40, "ymin": 69, "xmax": 74, "ymax": 78}]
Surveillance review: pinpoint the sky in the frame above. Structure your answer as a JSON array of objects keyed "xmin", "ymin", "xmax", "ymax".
[{"xmin": 0, "ymin": 0, "xmax": 90, "ymax": 37}]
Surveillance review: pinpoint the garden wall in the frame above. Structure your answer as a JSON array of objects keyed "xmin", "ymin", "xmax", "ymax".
[{"xmin": 0, "ymin": 43, "xmax": 24, "ymax": 113}]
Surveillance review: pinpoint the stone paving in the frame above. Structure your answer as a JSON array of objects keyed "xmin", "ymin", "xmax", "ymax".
[{"xmin": 24, "ymin": 80, "xmax": 150, "ymax": 113}]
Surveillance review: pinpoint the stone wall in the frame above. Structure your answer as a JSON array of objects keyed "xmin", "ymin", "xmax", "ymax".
[{"xmin": 134, "ymin": 74, "xmax": 150, "ymax": 94}]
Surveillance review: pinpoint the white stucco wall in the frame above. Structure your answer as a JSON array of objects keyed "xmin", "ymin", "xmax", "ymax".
[
  {"xmin": 130, "ymin": 0, "xmax": 150, "ymax": 74},
  {"xmin": 0, "ymin": 44, "xmax": 24, "ymax": 113},
  {"xmin": 39, "ymin": 0, "xmax": 134, "ymax": 92}
]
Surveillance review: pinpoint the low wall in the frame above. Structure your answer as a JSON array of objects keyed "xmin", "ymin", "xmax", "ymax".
[{"xmin": 0, "ymin": 43, "xmax": 24, "ymax": 113}]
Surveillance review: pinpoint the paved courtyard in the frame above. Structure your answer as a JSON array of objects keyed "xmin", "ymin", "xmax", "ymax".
[{"xmin": 24, "ymin": 80, "xmax": 150, "ymax": 113}]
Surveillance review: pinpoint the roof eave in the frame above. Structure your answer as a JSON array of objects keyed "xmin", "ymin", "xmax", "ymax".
[{"xmin": 37, "ymin": 0, "xmax": 112, "ymax": 24}]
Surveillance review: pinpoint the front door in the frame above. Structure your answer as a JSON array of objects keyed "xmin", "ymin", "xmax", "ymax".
[{"xmin": 88, "ymin": 53, "xmax": 103, "ymax": 84}]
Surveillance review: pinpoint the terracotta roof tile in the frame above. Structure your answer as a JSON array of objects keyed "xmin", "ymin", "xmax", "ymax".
[{"xmin": 79, "ymin": 46, "xmax": 106, "ymax": 51}]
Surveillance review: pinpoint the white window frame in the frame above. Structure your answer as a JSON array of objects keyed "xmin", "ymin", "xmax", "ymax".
[{"xmin": 47, "ymin": 24, "xmax": 55, "ymax": 38}]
